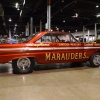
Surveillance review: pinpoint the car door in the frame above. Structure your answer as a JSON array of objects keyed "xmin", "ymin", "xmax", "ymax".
[
  {"xmin": 29, "ymin": 34, "xmax": 54, "ymax": 64},
  {"xmin": 46, "ymin": 33, "xmax": 87, "ymax": 63}
]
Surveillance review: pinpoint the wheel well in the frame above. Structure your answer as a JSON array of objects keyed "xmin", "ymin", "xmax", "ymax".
[
  {"xmin": 12, "ymin": 57, "xmax": 38, "ymax": 65},
  {"xmin": 89, "ymin": 51, "xmax": 100, "ymax": 60},
  {"xmin": 12, "ymin": 57, "xmax": 38, "ymax": 63},
  {"xmin": 89, "ymin": 51, "xmax": 100, "ymax": 67},
  {"xmin": 12, "ymin": 57, "xmax": 35, "ymax": 74}
]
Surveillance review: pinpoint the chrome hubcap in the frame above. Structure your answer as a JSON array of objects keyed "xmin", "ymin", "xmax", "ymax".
[
  {"xmin": 17, "ymin": 58, "xmax": 31, "ymax": 70},
  {"xmin": 93, "ymin": 55, "xmax": 100, "ymax": 66}
]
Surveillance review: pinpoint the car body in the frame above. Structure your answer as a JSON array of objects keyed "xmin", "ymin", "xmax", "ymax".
[{"xmin": 0, "ymin": 31, "xmax": 100, "ymax": 74}]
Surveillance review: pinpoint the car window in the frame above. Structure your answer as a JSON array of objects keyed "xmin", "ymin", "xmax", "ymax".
[
  {"xmin": 36, "ymin": 35, "xmax": 52, "ymax": 42},
  {"xmin": 35, "ymin": 33, "xmax": 78, "ymax": 43}
]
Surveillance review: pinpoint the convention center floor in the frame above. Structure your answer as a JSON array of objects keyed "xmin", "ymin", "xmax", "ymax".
[{"xmin": 0, "ymin": 62, "xmax": 100, "ymax": 100}]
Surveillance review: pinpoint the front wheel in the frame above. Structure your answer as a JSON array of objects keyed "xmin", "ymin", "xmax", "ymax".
[
  {"xmin": 12, "ymin": 57, "xmax": 34, "ymax": 74},
  {"xmin": 89, "ymin": 52, "xmax": 100, "ymax": 67}
]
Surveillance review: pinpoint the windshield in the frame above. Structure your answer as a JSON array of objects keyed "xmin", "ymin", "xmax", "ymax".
[{"xmin": 23, "ymin": 32, "xmax": 38, "ymax": 43}]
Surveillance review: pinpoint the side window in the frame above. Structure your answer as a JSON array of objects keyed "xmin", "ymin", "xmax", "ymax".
[
  {"xmin": 35, "ymin": 33, "xmax": 77, "ymax": 43},
  {"xmin": 35, "ymin": 35, "xmax": 52, "ymax": 43},
  {"xmin": 58, "ymin": 34, "xmax": 77, "ymax": 43},
  {"xmin": 58, "ymin": 34, "xmax": 70, "ymax": 42},
  {"xmin": 70, "ymin": 37, "xmax": 76, "ymax": 42}
]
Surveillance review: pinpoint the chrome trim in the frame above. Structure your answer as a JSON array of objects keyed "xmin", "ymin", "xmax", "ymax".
[{"xmin": 0, "ymin": 46, "xmax": 100, "ymax": 51}]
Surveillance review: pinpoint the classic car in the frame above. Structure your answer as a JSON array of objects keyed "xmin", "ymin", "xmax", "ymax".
[{"xmin": 0, "ymin": 31, "xmax": 100, "ymax": 74}]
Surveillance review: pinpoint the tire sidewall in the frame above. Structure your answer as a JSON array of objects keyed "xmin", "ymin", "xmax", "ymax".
[
  {"xmin": 12, "ymin": 58, "xmax": 34, "ymax": 74},
  {"xmin": 90, "ymin": 52, "xmax": 100, "ymax": 67}
]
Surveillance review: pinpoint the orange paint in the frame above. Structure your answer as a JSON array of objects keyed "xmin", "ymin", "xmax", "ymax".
[{"xmin": 0, "ymin": 31, "xmax": 99, "ymax": 64}]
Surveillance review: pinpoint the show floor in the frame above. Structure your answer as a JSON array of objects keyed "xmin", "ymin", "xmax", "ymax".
[{"xmin": 0, "ymin": 62, "xmax": 100, "ymax": 100}]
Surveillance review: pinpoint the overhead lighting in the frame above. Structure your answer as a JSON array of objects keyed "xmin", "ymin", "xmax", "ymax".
[
  {"xmin": 17, "ymin": 8, "xmax": 20, "ymax": 10},
  {"xmin": 75, "ymin": 13, "xmax": 78, "ymax": 17},
  {"xmin": 76, "ymin": 30, "xmax": 77, "ymax": 32},
  {"xmin": 96, "ymin": 5, "xmax": 99, "ymax": 8},
  {"xmin": 15, "ymin": 3, "xmax": 18, "ymax": 8},
  {"xmin": 72, "ymin": 13, "xmax": 78, "ymax": 18},
  {"xmin": 96, "ymin": 14, "xmax": 100, "ymax": 17},
  {"xmin": 9, "ymin": 18, "xmax": 12, "ymax": 22},
  {"xmin": 63, "ymin": 20, "xmax": 65, "ymax": 22},
  {"xmin": 62, "ymin": 0, "xmax": 64, "ymax": 2},
  {"xmin": 15, "ymin": 24, "xmax": 17, "ymax": 26}
]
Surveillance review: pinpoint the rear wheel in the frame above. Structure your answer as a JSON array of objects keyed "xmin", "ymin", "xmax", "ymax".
[
  {"xmin": 89, "ymin": 52, "xmax": 100, "ymax": 67},
  {"xmin": 12, "ymin": 57, "xmax": 34, "ymax": 74}
]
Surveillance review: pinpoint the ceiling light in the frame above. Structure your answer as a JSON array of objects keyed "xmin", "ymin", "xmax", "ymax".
[
  {"xmin": 62, "ymin": 0, "xmax": 64, "ymax": 2},
  {"xmin": 76, "ymin": 30, "xmax": 77, "ymax": 32},
  {"xmin": 72, "ymin": 13, "xmax": 78, "ymax": 18},
  {"xmin": 96, "ymin": 5, "xmax": 99, "ymax": 8},
  {"xmin": 17, "ymin": 8, "xmax": 20, "ymax": 10},
  {"xmin": 96, "ymin": 14, "xmax": 100, "ymax": 17},
  {"xmin": 63, "ymin": 20, "xmax": 65, "ymax": 22},
  {"xmin": 15, "ymin": 24, "xmax": 17, "ymax": 26},
  {"xmin": 9, "ymin": 18, "xmax": 12, "ymax": 22},
  {"xmin": 75, "ymin": 13, "xmax": 78, "ymax": 17},
  {"xmin": 16, "ymin": 3, "xmax": 18, "ymax": 8}
]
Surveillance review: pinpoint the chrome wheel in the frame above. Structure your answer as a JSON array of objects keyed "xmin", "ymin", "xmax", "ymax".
[
  {"xmin": 17, "ymin": 58, "xmax": 31, "ymax": 71},
  {"xmin": 90, "ymin": 52, "xmax": 100, "ymax": 67},
  {"xmin": 93, "ymin": 55, "xmax": 100, "ymax": 66},
  {"xmin": 12, "ymin": 57, "xmax": 34, "ymax": 74}
]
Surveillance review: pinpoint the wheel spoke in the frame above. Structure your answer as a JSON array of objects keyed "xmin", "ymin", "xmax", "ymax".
[
  {"xmin": 17, "ymin": 58, "xmax": 31, "ymax": 71},
  {"xmin": 22, "ymin": 66, "xmax": 25, "ymax": 70}
]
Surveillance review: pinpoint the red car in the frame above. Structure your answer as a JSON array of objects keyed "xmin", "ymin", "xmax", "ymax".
[{"xmin": 0, "ymin": 31, "xmax": 100, "ymax": 74}]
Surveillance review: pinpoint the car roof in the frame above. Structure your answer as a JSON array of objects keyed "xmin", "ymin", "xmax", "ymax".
[
  {"xmin": 28, "ymin": 31, "xmax": 70, "ymax": 43},
  {"xmin": 39, "ymin": 31, "xmax": 69, "ymax": 36}
]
